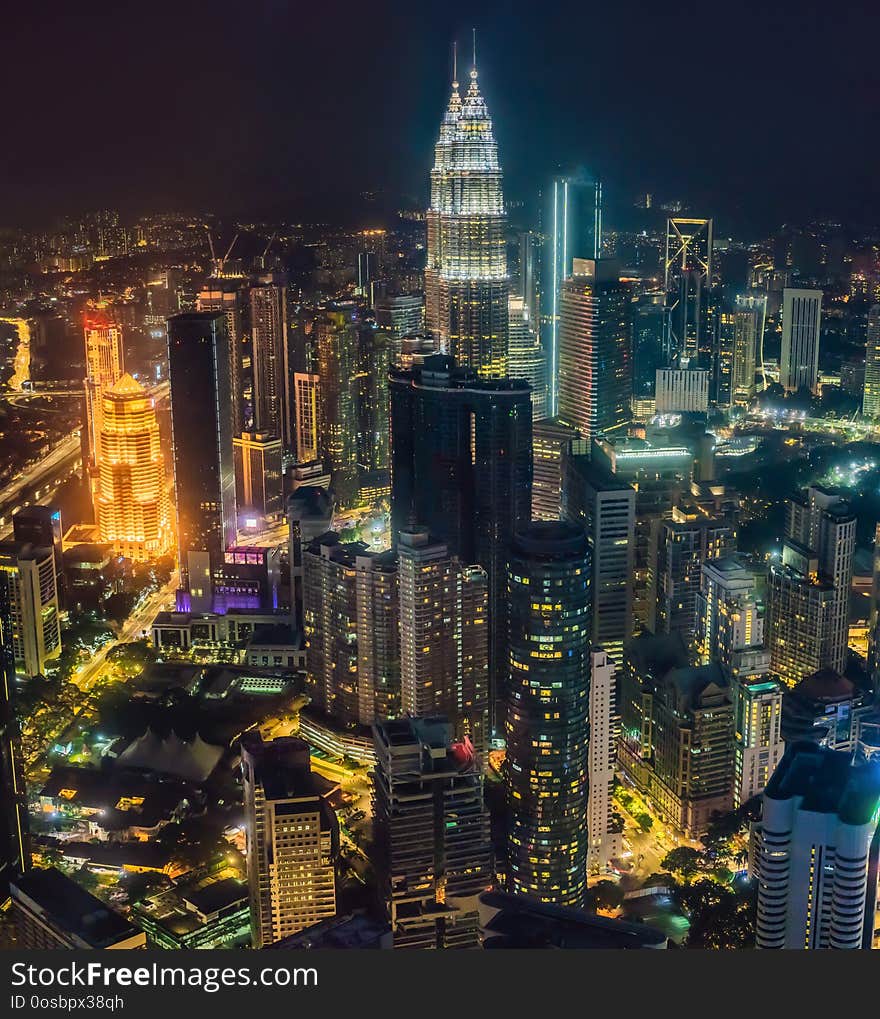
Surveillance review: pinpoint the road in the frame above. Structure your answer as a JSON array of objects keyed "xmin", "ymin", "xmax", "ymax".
[
  {"xmin": 0, "ymin": 433, "xmax": 81, "ymax": 517},
  {"xmin": 73, "ymin": 572, "xmax": 179, "ymax": 693}
]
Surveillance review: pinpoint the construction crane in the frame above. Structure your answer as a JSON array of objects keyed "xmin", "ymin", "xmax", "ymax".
[{"xmin": 206, "ymin": 229, "xmax": 240, "ymax": 278}]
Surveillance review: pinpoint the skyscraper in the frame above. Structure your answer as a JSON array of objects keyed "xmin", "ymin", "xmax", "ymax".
[
  {"xmin": 250, "ymin": 274, "xmax": 290, "ymax": 446},
  {"xmin": 167, "ymin": 312, "xmax": 236, "ymax": 609},
  {"xmin": 83, "ymin": 308, "xmax": 124, "ymax": 500},
  {"xmin": 507, "ymin": 296, "xmax": 547, "ymax": 420},
  {"xmin": 664, "ymin": 218, "xmax": 713, "ymax": 363},
  {"xmin": 315, "ymin": 306, "xmax": 359, "ymax": 508},
  {"xmin": 562, "ymin": 453, "xmax": 635, "ymax": 664},
  {"xmin": 863, "ymin": 305, "xmax": 880, "ymax": 419},
  {"xmin": 373, "ymin": 716, "xmax": 491, "ymax": 949},
  {"xmin": 397, "ymin": 528, "xmax": 488, "ymax": 753},
  {"xmin": 767, "ymin": 487, "xmax": 855, "ymax": 686},
  {"xmin": 753, "ymin": 743, "xmax": 880, "ymax": 950},
  {"xmin": 374, "ymin": 294, "xmax": 425, "ymax": 357},
  {"xmin": 531, "ymin": 418, "xmax": 581, "ymax": 521},
  {"xmin": 546, "ymin": 173, "xmax": 603, "ymax": 417},
  {"xmin": 390, "ymin": 354, "xmax": 532, "ymax": 725},
  {"xmin": 96, "ymin": 374, "xmax": 172, "ymax": 562},
  {"xmin": 731, "ymin": 294, "xmax": 766, "ymax": 406},
  {"xmin": 556, "ymin": 258, "xmax": 631, "ymax": 443},
  {"xmin": 292, "ymin": 372, "xmax": 321, "ymax": 464},
  {"xmin": 504, "ymin": 522, "xmax": 591, "ymax": 907},
  {"xmin": 425, "ymin": 52, "xmax": 508, "ymax": 376},
  {"xmin": 695, "ymin": 555, "xmax": 765, "ymax": 669},
  {"xmin": 0, "ymin": 542, "xmax": 61, "ymax": 679},
  {"xmin": 780, "ymin": 287, "xmax": 822, "ymax": 394},
  {"xmin": 196, "ymin": 279, "xmax": 246, "ymax": 436},
  {"xmin": 241, "ymin": 732, "xmax": 339, "ymax": 948},
  {"xmin": 731, "ymin": 665, "xmax": 785, "ymax": 808},
  {"xmin": 0, "ymin": 571, "xmax": 28, "ymax": 901}
]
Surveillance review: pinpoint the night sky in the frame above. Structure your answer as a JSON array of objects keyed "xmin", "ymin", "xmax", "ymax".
[{"xmin": 3, "ymin": 0, "xmax": 879, "ymax": 235}]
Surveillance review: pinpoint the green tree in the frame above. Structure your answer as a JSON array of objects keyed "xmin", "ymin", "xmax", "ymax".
[
  {"xmin": 588, "ymin": 880, "xmax": 625, "ymax": 911},
  {"xmin": 660, "ymin": 846, "xmax": 703, "ymax": 882}
]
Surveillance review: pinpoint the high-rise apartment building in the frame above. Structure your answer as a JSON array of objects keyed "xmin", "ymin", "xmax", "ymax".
[
  {"xmin": 0, "ymin": 541, "xmax": 61, "ymax": 679},
  {"xmin": 731, "ymin": 294, "xmax": 765, "ymax": 405},
  {"xmin": 588, "ymin": 649, "xmax": 622, "ymax": 873},
  {"xmin": 531, "ymin": 418, "xmax": 581, "ymax": 521},
  {"xmin": 753, "ymin": 743, "xmax": 880, "ymax": 949},
  {"xmin": 196, "ymin": 279, "xmax": 246, "ymax": 435},
  {"xmin": 232, "ymin": 431, "xmax": 283, "ymax": 530},
  {"xmin": 695, "ymin": 555, "xmax": 765, "ymax": 668},
  {"xmin": 315, "ymin": 307, "xmax": 359, "ymax": 508},
  {"xmin": 654, "ymin": 367, "xmax": 710, "ymax": 413},
  {"xmin": 780, "ymin": 288, "xmax": 822, "ymax": 394},
  {"xmin": 731, "ymin": 668, "xmax": 785, "ymax": 807},
  {"xmin": 767, "ymin": 487, "xmax": 855, "ymax": 687},
  {"xmin": 13, "ymin": 505, "xmax": 63, "ymax": 607},
  {"xmin": 398, "ymin": 528, "xmax": 488, "ymax": 753},
  {"xmin": 390, "ymin": 354, "xmax": 531, "ymax": 725},
  {"xmin": 241, "ymin": 732, "xmax": 338, "ymax": 948},
  {"xmin": 556, "ymin": 258, "xmax": 631, "ymax": 442},
  {"xmin": 375, "ymin": 294, "xmax": 425, "ymax": 358},
  {"xmin": 250, "ymin": 275, "xmax": 290, "ymax": 446},
  {"xmin": 167, "ymin": 312, "xmax": 236, "ymax": 609},
  {"xmin": 96, "ymin": 374, "xmax": 172, "ymax": 562},
  {"xmin": 373, "ymin": 716, "xmax": 491, "ymax": 949},
  {"xmin": 562, "ymin": 454, "xmax": 635, "ymax": 664},
  {"xmin": 664, "ymin": 218, "xmax": 713, "ymax": 363},
  {"xmin": 504, "ymin": 522, "xmax": 591, "ymax": 906},
  {"xmin": 863, "ymin": 305, "xmax": 880, "ymax": 419},
  {"xmin": 425, "ymin": 59, "xmax": 508, "ymax": 376},
  {"xmin": 0, "ymin": 572, "xmax": 28, "ymax": 900}
]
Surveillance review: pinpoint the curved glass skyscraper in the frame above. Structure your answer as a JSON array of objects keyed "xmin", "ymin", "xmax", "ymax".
[
  {"xmin": 426, "ymin": 56, "xmax": 508, "ymax": 377},
  {"xmin": 504, "ymin": 521, "xmax": 591, "ymax": 907}
]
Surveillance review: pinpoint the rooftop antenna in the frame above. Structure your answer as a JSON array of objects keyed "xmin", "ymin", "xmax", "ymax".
[
  {"xmin": 472, "ymin": 27, "xmax": 477, "ymax": 70},
  {"xmin": 452, "ymin": 40, "xmax": 458, "ymax": 86}
]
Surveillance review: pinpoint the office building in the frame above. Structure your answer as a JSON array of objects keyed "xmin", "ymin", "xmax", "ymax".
[
  {"xmin": 546, "ymin": 174, "xmax": 603, "ymax": 417},
  {"xmin": 0, "ymin": 571, "xmax": 28, "ymax": 901},
  {"xmin": 375, "ymin": 294, "xmax": 425, "ymax": 357},
  {"xmin": 731, "ymin": 671, "xmax": 785, "ymax": 807},
  {"xmin": 695, "ymin": 555, "xmax": 765, "ymax": 669},
  {"xmin": 315, "ymin": 306, "xmax": 360, "ymax": 508},
  {"xmin": 96, "ymin": 373, "xmax": 172, "ymax": 562},
  {"xmin": 373, "ymin": 716, "xmax": 491, "ymax": 949},
  {"xmin": 631, "ymin": 294, "xmax": 666, "ymax": 413},
  {"xmin": 531, "ymin": 418, "xmax": 581, "ymax": 521},
  {"xmin": 619, "ymin": 632, "xmax": 734, "ymax": 835},
  {"xmin": 11, "ymin": 868, "xmax": 145, "ymax": 949},
  {"xmin": 754, "ymin": 743, "xmax": 880, "ymax": 949},
  {"xmin": 504, "ymin": 522, "xmax": 591, "ymax": 906},
  {"xmin": 0, "ymin": 541, "xmax": 61, "ymax": 679},
  {"xmin": 562, "ymin": 454, "xmax": 635, "ymax": 663},
  {"xmin": 390, "ymin": 354, "xmax": 532, "ymax": 725},
  {"xmin": 233, "ymin": 431, "xmax": 283, "ymax": 530},
  {"xmin": 250, "ymin": 274, "xmax": 290, "ymax": 446},
  {"xmin": 132, "ymin": 876, "xmax": 250, "ymax": 950},
  {"xmin": 731, "ymin": 295, "xmax": 765, "ymax": 405},
  {"xmin": 556, "ymin": 258, "xmax": 631, "ymax": 442},
  {"xmin": 664, "ymin": 218, "xmax": 713, "ymax": 363},
  {"xmin": 355, "ymin": 547, "xmax": 401, "ymax": 726},
  {"xmin": 241, "ymin": 732, "xmax": 339, "ymax": 948},
  {"xmin": 655, "ymin": 367, "xmax": 710, "ymax": 413},
  {"xmin": 83, "ymin": 308, "xmax": 124, "ymax": 476},
  {"xmin": 425, "ymin": 57, "xmax": 509, "ymax": 376},
  {"xmin": 767, "ymin": 487, "xmax": 855, "ymax": 686},
  {"xmin": 293, "ymin": 372, "xmax": 321, "ymax": 464},
  {"xmin": 196, "ymin": 279, "xmax": 246, "ymax": 435},
  {"xmin": 167, "ymin": 312, "xmax": 236, "ymax": 609},
  {"xmin": 864, "ymin": 305, "xmax": 880, "ymax": 419},
  {"xmin": 780, "ymin": 288, "xmax": 822, "ymax": 394},
  {"xmin": 13, "ymin": 505, "xmax": 63, "ymax": 606},
  {"xmin": 398, "ymin": 528, "xmax": 488, "ymax": 754},
  {"xmin": 507, "ymin": 296, "xmax": 547, "ymax": 420},
  {"xmin": 588, "ymin": 649, "xmax": 623, "ymax": 872}
]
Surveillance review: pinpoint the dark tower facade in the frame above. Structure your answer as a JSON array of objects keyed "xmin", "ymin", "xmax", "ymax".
[
  {"xmin": 167, "ymin": 312, "xmax": 236, "ymax": 606},
  {"xmin": 504, "ymin": 521, "xmax": 591, "ymax": 908},
  {"xmin": 390, "ymin": 354, "xmax": 532, "ymax": 727}
]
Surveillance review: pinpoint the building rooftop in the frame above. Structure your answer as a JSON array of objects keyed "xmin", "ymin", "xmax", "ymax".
[
  {"xmin": 12, "ymin": 867, "xmax": 141, "ymax": 948},
  {"xmin": 765, "ymin": 742, "xmax": 880, "ymax": 826}
]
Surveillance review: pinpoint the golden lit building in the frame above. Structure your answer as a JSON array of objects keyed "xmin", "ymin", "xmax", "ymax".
[
  {"xmin": 97, "ymin": 374, "xmax": 172, "ymax": 562},
  {"xmin": 84, "ymin": 308, "xmax": 124, "ymax": 471}
]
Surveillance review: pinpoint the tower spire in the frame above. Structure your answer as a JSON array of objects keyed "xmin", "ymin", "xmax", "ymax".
[
  {"xmin": 452, "ymin": 39, "xmax": 458, "ymax": 88},
  {"xmin": 472, "ymin": 27, "xmax": 477, "ymax": 72}
]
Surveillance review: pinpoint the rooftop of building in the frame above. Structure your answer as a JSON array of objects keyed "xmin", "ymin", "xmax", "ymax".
[
  {"xmin": 267, "ymin": 912, "xmax": 391, "ymax": 949},
  {"xmin": 390, "ymin": 353, "xmax": 531, "ymax": 395},
  {"xmin": 566, "ymin": 453, "xmax": 634, "ymax": 493},
  {"xmin": 765, "ymin": 741, "xmax": 880, "ymax": 825},
  {"xmin": 12, "ymin": 867, "xmax": 141, "ymax": 948},
  {"xmin": 479, "ymin": 891, "xmax": 667, "ymax": 949},
  {"xmin": 246, "ymin": 622, "xmax": 301, "ymax": 648},
  {"xmin": 511, "ymin": 520, "xmax": 589, "ymax": 559},
  {"xmin": 792, "ymin": 668, "xmax": 855, "ymax": 704},
  {"xmin": 240, "ymin": 732, "xmax": 338, "ymax": 803},
  {"xmin": 624, "ymin": 629, "xmax": 691, "ymax": 680}
]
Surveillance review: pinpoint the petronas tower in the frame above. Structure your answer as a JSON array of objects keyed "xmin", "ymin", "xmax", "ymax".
[{"xmin": 425, "ymin": 50, "xmax": 509, "ymax": 377}]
